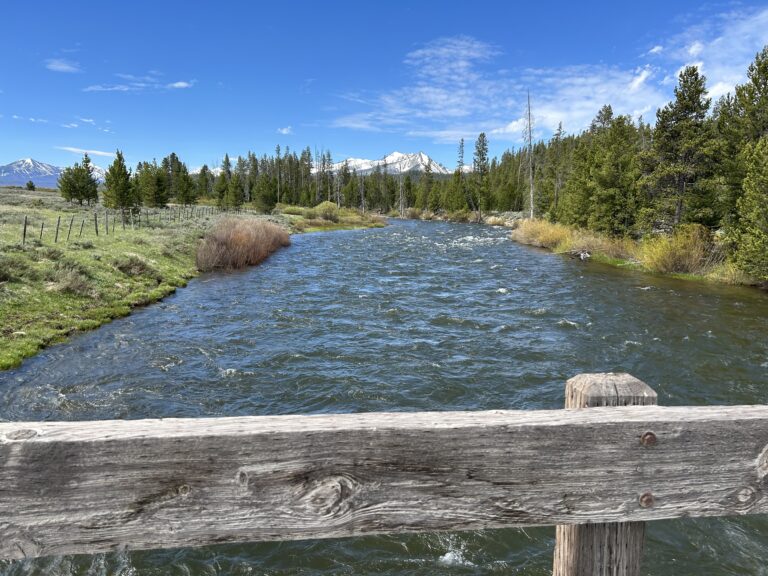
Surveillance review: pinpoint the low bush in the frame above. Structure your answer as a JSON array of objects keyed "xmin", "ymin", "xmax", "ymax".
[
  {"xmin": 114, "ymin": 254, "xmax": 163, "ymax": 281},
  {"xmin": 447, "ymin": 210, "xmax": 472, "ymax": 223},
  {"xmin": 196, "ymin": 218, "xmax": 290, "ymax": 272},
  {"xmin": 639, "ymin": 224, "xmax": 712, "ymax": 274},
  {"xmin": 406, "ymin": 207, "xmax": 422, "ymax": 220},
  {"xmin": 47, "ymin": 260, "xmax": 93, "ymax": 296},
  {"xmin": 315, "ymin": 201, "xmax": 340, "ymax": 222}
]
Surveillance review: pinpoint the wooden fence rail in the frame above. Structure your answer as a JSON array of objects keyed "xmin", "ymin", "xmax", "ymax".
[{"xmin": 1, "ymin": 373, "xmax": 767, "ymax": 574}]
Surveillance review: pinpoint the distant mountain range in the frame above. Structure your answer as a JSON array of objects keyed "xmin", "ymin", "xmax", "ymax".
[
  {"xmin": 0, "ymin": 158, "xmax": 106, "ymax": 188},
  {"xmin": 328, "ymin": 151, "xmax": 451, "ymax": 175}
]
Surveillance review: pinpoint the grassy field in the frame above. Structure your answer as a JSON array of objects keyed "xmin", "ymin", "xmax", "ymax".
[{"xmin": 0, "ymin": 190, "xmax": 386, "ymax": 370}]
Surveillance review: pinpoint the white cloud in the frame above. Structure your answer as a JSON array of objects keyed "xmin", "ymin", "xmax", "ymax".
[
  {"xmin": 56, "ymin": 146, "xmax": 115, "ymax": 158},
  {"xmin": 61, "ymin": 123, "xmax": 79, "ymax": 128},
  {"xmin": 648, "ymin": 45, "xmax": 664, "ymax": 55},
  {"xmin": 12, "ymin": 114, "xmax": 21, "ymax": 120},
  {"xmin": 45, "ymin": 58, "xmax": 82, "ymax": 73},
  {"xmin": 276, "ymin": 126, "xmax": 293, "ymax": 135},
  {"xmin": 659, "ymin": 7, "xmax": 768, "ymax": 100},
  {"xmin": 83, "ymin": 84, "xmax": 133, "ymax": 92},
  {"xmin": 629, "ymin": 67, "xmax": 653, "ymax": 92},
  {"xmin": 29, "ymin": 117, "xmax": 48, "ymax": 123},
  {"xmin": 687, "ymin": 41, "xmax": 704, "ymax": 57},
  {"xmin": 78, "ymin": 117, "xmax": 95, "ymax": 124},
  {"xmin": 167, "ymin": 80, "xmax": 195, "ymax": 89}
]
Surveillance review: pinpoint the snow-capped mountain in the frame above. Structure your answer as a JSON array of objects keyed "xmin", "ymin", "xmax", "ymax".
[
  {"xmin": 326, "ymin": 151, "xmax": 451, "ymax": 176},
  {"xmin": 0, "ymin": 158, "xmax": 106, "ymax": 188}
]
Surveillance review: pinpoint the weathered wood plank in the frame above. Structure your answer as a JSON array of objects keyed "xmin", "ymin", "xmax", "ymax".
[
  {"xmin": 554, "ymin": 372, "xmax": 657, "ymax": 576},
  {"xmin": 1, "ymin": 405, "xmax": 768, "ymax": 560}
]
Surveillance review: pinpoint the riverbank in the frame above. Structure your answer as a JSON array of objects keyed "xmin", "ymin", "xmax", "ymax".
[
  {"xmin": 0, "ymin": 189, "xmax": 384, "ymax": 370},
  {"xmin": 508, "ymin": 218, "xmax": 759, "ymax": 287}
]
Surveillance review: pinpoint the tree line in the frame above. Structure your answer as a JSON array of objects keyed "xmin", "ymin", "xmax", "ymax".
[{"xmin": 59, "ymin": 46, "xmax": 768, "ymax": 279}]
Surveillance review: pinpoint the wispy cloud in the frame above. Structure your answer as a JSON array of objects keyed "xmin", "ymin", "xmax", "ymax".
[
  {"xmin": 78, "ymin": 117, "xmax": 95, "ymax": 124},
  {"xmin": 61, "ymin": 123, "xmax": 79, "ymax": 129},
  {"xmin": 56, "ymin": 146, "xmax": 115, "ymax": 158},
  {"xmin": 276, "ymin": 126, "xmax": 293, "ymax": 135},
  {"xmin": 45, "ymin": 58, "xmax": 82, "ymax": 73},
  {"xmin": 83, "ymin": 84, "xmax": 132, "ymax": 92},
  {"xmin": 332, "ymin": 8, "xmax": 768, "ymax": 146},
  {"xmin": 11, "ymin": 114, "xmax": 50, "ymax": 124},
  {"xmin": 84, "ymin": 71, "xmax": 196, "ymax": 93}
]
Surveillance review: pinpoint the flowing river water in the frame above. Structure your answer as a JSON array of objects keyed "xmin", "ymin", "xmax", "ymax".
[{"xmin": 2, "ymin": 219, "xmax": 768, "ymax": 575}]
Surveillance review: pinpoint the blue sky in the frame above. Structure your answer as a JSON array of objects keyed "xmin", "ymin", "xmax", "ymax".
[{"xmin": 2, "ymin": 1, "xmax": 768, "ymax": 170}]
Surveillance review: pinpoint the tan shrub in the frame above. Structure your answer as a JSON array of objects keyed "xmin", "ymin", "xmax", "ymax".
[{"xmin": 196, "ymin": 218, "xmax": 290, "ymax": 272}]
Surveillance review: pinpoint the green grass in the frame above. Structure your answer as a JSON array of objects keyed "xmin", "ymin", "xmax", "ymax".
[
  {"xmin": 273, "ymin": 203, "xmax": 387, "ymax": 232},
  {"xmin": 0, "ymin": 188, "xmax": 219, "ymax": 369}
]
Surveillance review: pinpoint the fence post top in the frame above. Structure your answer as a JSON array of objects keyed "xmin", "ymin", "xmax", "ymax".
[{"xmin": 566, "ymin": 372, "xmax": 658, "ymax": 408}]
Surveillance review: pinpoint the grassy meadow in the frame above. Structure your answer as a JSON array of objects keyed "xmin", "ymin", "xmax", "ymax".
[{"xmin": 0, "ymin": 189, "xmax": 386, "ymax": 370}]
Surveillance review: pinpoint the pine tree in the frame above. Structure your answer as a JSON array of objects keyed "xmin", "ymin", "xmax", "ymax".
[
  {"xmin": 645, "ymin": 66, "xmax": 714, "ymax": 227},
  {"xmin": 135, "ymin": 160, "xmax": 167, "ymax": 208},
  {"xmin": 214, "ymin": 172, "xmax": 228, "ymax": 207},
  {"xmin": 80, "ymin": 154, "xmax": 99, "ymax": 205},
  {"xmin": 472, "ymin": 132, "xmax": 489, "ymax": 218},
  {"xmin": 734, "ymin": 137, "xmax": 768, "ymax": 281},
  {"xmin": 196, "ymin": 165, "xmax": 212, "ymax": 198},
  {"xmin": 175, "ymin": 163, "xmax": 196, "ymax": 206},
  {"xmin": 225, "ymin": 172, "xmax": 245, "ymax": 208},
  {"xmin": 59, "ymin": 154, "xmax": 99, "ymax": 205},
  {"xmin": 103, "ymin": 150, "xmax": 133, "ymax": 209}
]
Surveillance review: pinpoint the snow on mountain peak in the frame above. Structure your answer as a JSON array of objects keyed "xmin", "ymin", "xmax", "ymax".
[
  {"xmin": 0, "ymin": 158, "xmax": 106, "ymax": 187},
  {"xmin": 325, "ymin": 151, "xmax": 450, "ymax": 176}
]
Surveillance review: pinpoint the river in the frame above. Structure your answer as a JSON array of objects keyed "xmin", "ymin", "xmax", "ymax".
[{"xmin": 1, "ymin": 219, "xmax": 767, "ymax": 575}]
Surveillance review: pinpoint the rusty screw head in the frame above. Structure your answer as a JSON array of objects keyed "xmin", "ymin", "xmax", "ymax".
[
  {"xmin": 639, "ymin": 492, "xmax": 655, "ymax": 508},
  {"xmin": 640, "ymin": 431, "xmax": 657, "ymax": 447}
]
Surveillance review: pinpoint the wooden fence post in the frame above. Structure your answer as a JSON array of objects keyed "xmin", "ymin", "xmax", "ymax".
[{"xmin": 553, "ymin": 372, "xmax": 658, "ymax": 576}]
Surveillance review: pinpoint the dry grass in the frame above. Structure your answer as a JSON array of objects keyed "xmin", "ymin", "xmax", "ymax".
[
  {"xmin": 638, "ymin": 224, "xmax": 713, "ymax": 274},
  {"xmin": 196, "ymin": 218, "xmax": 290, "ymax": 272},
  {"xmin": 510, "ymin": 219, "xmax": 572, "ymax": 250},
  {"xmin": 484, "ymin": 216, "xmax": 507, "ymax": 227},
  {"xmin": 510, "ymin": 219, "xmax": 750, "ymax": 284}
]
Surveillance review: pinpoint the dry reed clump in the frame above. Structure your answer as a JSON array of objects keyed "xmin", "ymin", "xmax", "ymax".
[
  {"xmin": 510, "ymin": 219, "xmax": 571, "ymax": 250},
  {"xmin": 638, "ymin": 224, "xmax": 713, "ymax": 274},
  {"xmin": 510, "ymin": 219, "xmax": 636, "ymax": 261},
  {"xmin": 406, "ymin": 207, "xmax": 422, "ymax": 220},
  {"xmin": 196, "ymin": 218, "xmax": 290, "ymax": 272},
  {"xmin": 484, "ymin": 216, "xmax": 507, "ymax": 227}
]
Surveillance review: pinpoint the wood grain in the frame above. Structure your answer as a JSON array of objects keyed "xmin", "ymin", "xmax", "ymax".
[
  {"xmin": 554, "ymin": 372, "xmax": 657, "ymax": 576},
  {"xmin": 2, "ymin": 404, "xmax": 768, "ymax": 560}
]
